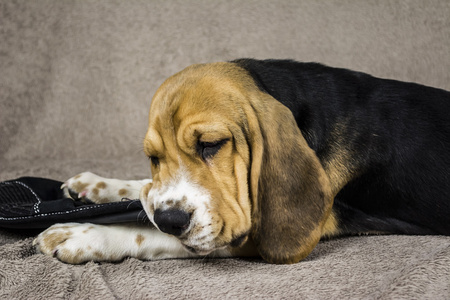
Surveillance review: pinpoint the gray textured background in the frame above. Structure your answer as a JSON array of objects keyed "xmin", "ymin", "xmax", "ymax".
[
  {"xmin": 1, "ymin": 0, "xmax": 449, "ymax": 181},
  {"xmin": 1, "ymin": 1, "xmax": 449, "ymax": 298}
]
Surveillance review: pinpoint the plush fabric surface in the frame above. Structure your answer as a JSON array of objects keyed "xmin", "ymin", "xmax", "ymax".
[
  {"xmin": 1, "ymin": 234, "xmax": 449, "ymax": 299},
  {"xmin": 1, "ymin": 0, "xmax": 449, "ymax": 299}
]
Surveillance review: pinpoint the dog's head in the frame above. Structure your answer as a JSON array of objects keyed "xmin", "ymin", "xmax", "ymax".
[{"xmin": 140, "ymin": 62, "xmax": 333, "ymax": 264}]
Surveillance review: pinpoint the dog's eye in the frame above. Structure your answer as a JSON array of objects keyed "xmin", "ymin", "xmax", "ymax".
[
  {"xmin": 197, "ymin": 139, "xmax": 229, "ymax": 161},
  {"xmin": 149, "ymin": 156, "xmax": 160, "ymax": 167}
]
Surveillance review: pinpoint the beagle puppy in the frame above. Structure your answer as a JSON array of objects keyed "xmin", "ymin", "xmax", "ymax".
[{"xmin": 34, "ymin": 59, "xmax": 450, "ymax": 264}]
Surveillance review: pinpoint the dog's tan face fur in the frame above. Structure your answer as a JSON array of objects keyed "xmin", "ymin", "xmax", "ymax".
[{"xmin": 140, "ymin": 62, "xmax": 334, "ymax": 264}]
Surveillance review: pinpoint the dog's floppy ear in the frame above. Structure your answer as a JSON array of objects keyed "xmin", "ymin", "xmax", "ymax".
[{"xmin": 246, "ymin": 93, "xmax": 333, "ymax": 264}]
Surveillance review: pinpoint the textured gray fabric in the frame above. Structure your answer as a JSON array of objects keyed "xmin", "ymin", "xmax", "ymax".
[
  {"xmin": 0, "ymin": 235, "xmax": 449, "ymax": 299},
  {"xmin": 1, "ymin": 0, "xmax": 449, "ymax": 299}
]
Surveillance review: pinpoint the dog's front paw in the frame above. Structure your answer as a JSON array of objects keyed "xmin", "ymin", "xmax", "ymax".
[
  {"xmin": 34, "ymin": 223, "xmax": 118, "ymax": 264},
  {"xmin": 62, "ymin": 172, "xmax": 130, "ymax": 204}
]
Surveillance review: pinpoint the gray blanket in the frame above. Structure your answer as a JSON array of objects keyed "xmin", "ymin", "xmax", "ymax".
[
  {"xmin": 1, "ymin": 1, "xmax": 449, "ymax": 299},
  {"xmin": 1, "ymin": 233, "xmax": 449, "ymax": 299}
]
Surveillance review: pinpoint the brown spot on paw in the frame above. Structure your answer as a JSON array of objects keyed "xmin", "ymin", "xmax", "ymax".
[
  {"xmin": 136, "ymin": 234, "xmax": 145, "ymax": 246},
  {"xmin": 55, "ymin": 225, "xmax": 73, "ymax": 230},
  {"xmin": 74, "ymin": 248, "xmax": 85, "ymax": 261},
  {"xmin": 92, "ymin": 188, "xmax": 99, "ymax": 195},
  {"xmin": 118, "ymin": 188, "xmax": 129, "ymax": 197},
  {"xmin": 72, "ymin": 182, "xmax": 89, "ymax": 193},
  {"xmin": 82, "ymin": 226, "xmax": 94, "ymax": 234},
  {"xmin": 96, "ymin": 181, "xmax": 107, "ymax": 189},
  {"xmin": 58, "ymin": 249, "xmax": 72, "ymax": 260},
  {"xmin": 99, "ymin": 198, "xmax": 110, "ymax": 203},
  {"xmin": 94, "ymin": 251, "xmax": 104, "ymax": 259},
  {"xmin": 44, "ymin": 231, "xmax": 73, "ymax": 250}
]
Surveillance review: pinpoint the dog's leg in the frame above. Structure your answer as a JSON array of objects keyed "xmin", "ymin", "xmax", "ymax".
[
  {"xmin": 62, "ymin": 172, "xmax": 151, "ymax": 204},
  {"xmin": 34, "ymin": 222, "xmax": 231, "ymax": 264}
]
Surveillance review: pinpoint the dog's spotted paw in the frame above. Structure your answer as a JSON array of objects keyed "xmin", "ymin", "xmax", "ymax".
[
  {"xmin": 62, "ymin": 172, "xmax": 140, "ymax": 204},
  {"xmin": 33, "ymin": 223, "xmax": 115, "ymax": 264}
]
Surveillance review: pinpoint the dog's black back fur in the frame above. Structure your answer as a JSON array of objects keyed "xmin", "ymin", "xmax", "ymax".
[{"xmin": 233, "ymin": 58, "xmax": 450, "ymax": 236}]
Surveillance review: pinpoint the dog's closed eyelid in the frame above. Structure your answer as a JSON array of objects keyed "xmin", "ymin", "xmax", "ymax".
[
  {"xmin": 196, "ymin": 139, "xmax": 230, "ymax": 160},
  {"xmin": 148, "ymin": 155, "xmax": 160, "ymax": 167}
]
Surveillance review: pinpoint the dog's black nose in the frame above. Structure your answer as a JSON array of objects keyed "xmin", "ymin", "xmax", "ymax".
[{"xmin": 153, "ymin": 209, "xmax": 191, "ymax": 236}]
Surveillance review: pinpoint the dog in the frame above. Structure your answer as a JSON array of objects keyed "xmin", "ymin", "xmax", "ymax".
[{"xmin": 34, "ymin": 59, "xmax": 450, "ymax": 264}]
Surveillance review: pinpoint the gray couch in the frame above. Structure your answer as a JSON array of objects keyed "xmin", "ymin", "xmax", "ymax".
[{"xmin": 1, "ymin": 1, "xmax": 449, "ymax": 298}]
